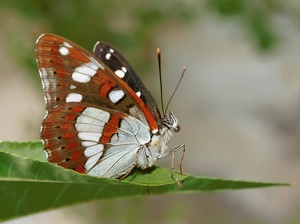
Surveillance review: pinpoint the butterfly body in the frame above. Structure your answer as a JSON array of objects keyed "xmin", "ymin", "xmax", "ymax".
[{"xmin": 36, "ymin": 34, "xmax": 180, "ymax": 178}]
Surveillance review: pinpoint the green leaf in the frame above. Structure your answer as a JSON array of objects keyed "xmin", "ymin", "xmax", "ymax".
[
  {"xmin": 0, "ymin": 141, "xmax": 290, "ymax": 221},
  {"xmin": 0, "ymin": 141, "xmax": 46, "ymax": 161}
]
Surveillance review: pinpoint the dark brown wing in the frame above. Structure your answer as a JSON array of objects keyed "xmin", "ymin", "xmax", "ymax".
[{"xmin": 93, "ymin": 41, "xmax": 161, "ymax": 123}]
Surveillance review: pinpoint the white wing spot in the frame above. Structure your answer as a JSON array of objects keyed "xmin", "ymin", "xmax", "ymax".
[
  {"xmin": 105, "ymin": 53, "xmax": 111, "ymax": 60},
  {"xmin": 109, "ymin": 48, "xmax": 114, "ymax": 53},
  {"xmin": 63, "ymin": 42, "xmax": 73, "ymax": 48},
  {"xmin": 109, "ymin": 90, "xmax": 125, "ymax": 103},
  {"xmin": 72, "ymin": 72, "xmax": 91, "ymax": 83},
  {"xmin": 84, "ymin": 144, "xmax": 104, "ymax": 157},
  {"xmin": 115, "ymin": 69, "xmax": 125, "ymax": 78},
  {"xmin": 66, "ymin": 93, "xmax": 82, "ymax": 102},
  {"xmin": 70, "ymin": 85, "xmax": 76, "ymax": 89},
  {"xmin": 81, "ymin": 141, "xmax": 97, "ymax": 147},
  {"xmin": 72, "ymin": 62, "xmax": 99, "ymax": 83},
  {"xmin": 76, "ymin": 107, "xmax": 110, "ymax": 143},
  {"xmin": 82, "ymin": 107, "xmax": 110, "ymax": 122},
  {"xmin": 136, "ymin": 91, "xmax": 141, "ymax": 97},
  {"xmin": 59, "ymin": 46, "xmax": 69, "ymax": 56},
  {"xmin": 121, "ymin": 66, "xmax": 127, "ymax": 73},
  {"xmin": 78, "ymin": 132, "xmax": 102, "ymax": 142},
  {"xmin": 76, "ymin": 123, "xmax": 100, "ymax": 132}
]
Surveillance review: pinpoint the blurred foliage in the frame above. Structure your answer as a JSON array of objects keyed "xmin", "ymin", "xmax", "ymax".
[
  {"xmin": 0, "ymin": 0, "xmax": 199, "ymax": 86},
  {"xmin": 208, "ymin": 0, "xmax": 278, "ymax": 49},
  {"xmin": 0, "ymin": 0, "xmax": 284, "ymax": 86},
  {"xmin": 209, "ymin": 0, "xmax": 246, "ymax": 15}
]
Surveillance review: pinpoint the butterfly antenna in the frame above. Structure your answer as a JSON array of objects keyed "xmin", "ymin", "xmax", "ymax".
[
  {"xmin": 165, "ymin": 67, "xmax": 187, "ymax": 113},
  {"xmin": 157, "ymin": 48, "xmax": 165, "ymax": 114}
]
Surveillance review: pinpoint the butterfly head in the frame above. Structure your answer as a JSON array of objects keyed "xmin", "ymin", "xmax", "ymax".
[{"xmin": 162, "ymin": 111, "xmax": 180, "ymax": 133}]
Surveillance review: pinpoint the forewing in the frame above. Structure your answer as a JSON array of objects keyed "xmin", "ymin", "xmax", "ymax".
[
  {"xmin": 93, "ymin": 41, "xmax": 161, "ymax": 123},
  {"xmin": 36, "ymin": 34, "xmax": 159, "ymax": 176},
  {"xmin": 36, "ymin": 34, "xmax": 158, "ymax": 131}
]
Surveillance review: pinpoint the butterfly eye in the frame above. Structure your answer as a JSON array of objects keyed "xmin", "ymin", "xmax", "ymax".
[{"xmin": 162, "ymin": 111, "xmax": 180, "ymax": 132}]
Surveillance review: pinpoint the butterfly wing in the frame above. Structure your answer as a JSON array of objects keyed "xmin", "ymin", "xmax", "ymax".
[
  {"xmin": 37, "ymin": 34, "xmax": 158, "ymax": 130},
  {"xmin": 36, "ymin": 34, "xmax": 158, "ymax": 177},
  {"xmin": 93, "ymin": 41, "xmax": 161, "ymax": 122},
  {"xmin": 41, "ymin": 103, "xmax": 150, "ymax": 177}
]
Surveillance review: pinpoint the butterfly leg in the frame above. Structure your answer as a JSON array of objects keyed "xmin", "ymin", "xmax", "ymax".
[
  {"xmin": 179, "ymin": 144, "xmax": 186, "ymax": 175},
  {"xmin": 170, "ymin": 144, "xmax": 185, "ymax": 188}
]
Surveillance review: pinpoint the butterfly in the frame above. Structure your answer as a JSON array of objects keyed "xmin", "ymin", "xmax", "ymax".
[{"xmin": 36, "ymin": 33, "xmax": 183, "ymax": 179}]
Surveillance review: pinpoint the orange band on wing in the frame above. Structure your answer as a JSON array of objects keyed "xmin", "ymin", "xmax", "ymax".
[
  {"xmin": 111, "ymin": 72, "xmax": 158, "ymax": 131},
  {"xmin": 100, "ymin": 115, "xmax": 121, "ymax": 144}
]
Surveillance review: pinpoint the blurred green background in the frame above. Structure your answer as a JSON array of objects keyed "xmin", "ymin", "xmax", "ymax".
[{"xmin": 0, "ymin": 0, "xmax": 299, "ymax": 223}]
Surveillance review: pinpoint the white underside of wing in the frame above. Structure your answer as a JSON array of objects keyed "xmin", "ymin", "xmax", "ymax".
[
  {"xmin": 75, "ymin": 107, "xmax": 111, "ymax": 170},
  {"xmin": 75, "ymin": 106, "xmax": 151, "ymax": 178},
  {"xmin": 87, "ymin": 144, "xmax": 138, "ymax": 178},
  {"xmin": 87, "ymin": 112, "xmax": 151, "ymax": 178}
]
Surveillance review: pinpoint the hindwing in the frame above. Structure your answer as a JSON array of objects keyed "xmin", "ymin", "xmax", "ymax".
[{"xmin": 41, "ymin": 103, "xmax": 150, "ymax": 177}]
